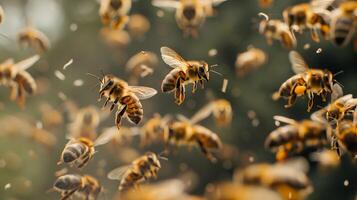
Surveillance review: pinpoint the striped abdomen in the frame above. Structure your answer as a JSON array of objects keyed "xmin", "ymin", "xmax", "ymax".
[
  {"xmin": 278, "ymin": 75, "xmax": 305, "ymax": 98},
  {"xmin": 331, "ymin": 15, "xmax": 355, "ymax": 46},
  {"xmin": 121, "ymin": 94, "xmax": 143, "ymax": 124},
  {"xmin": 119, "ymin": 171, "xmax": 143, "ymax": 191},
  {"xmin": 62, "ymin": 142, "xmax": 88, "ymax": 163},
  {"xmin": 161, "ymin": 68, "xmax": 182, "ymax": 93},
  {"xmin": 14, "ymin": 71, "xmax": 36, "ymax": 95},
  {"xmin": 265, "ymin": 125, "xmax": 299, "ymax": 150}
]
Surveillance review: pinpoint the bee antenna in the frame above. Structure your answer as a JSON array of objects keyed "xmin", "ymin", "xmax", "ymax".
[
  {"xmin": 258, "ymin": 12, "xmax": 269, "ymax": 21},
  {"xmin": 158, "ymin": 155, "xmax": 168, "ymax": 161},
  {"xmin": 316, "ymin": 105, "xmax": 324, "ymax": 109},
  {"xmin": 210, "ymin": 64, "xmax": 219, "ymax": 69},
  {"xmin": 333, "ymin": 70, "xmax": 344, "ymax": 77},
  {"xmin": 210, "ymin": 69, "xmax": 223, "ymax": 76},
  {"xmin": 334, "ymin": 80, "xmax": 344, "ymax": 88},
  {"xmin": 86, "ymin": 73, "xmax": 103, "ymax": 84}
]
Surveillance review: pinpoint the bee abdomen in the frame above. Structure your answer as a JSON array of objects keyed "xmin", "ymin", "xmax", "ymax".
[
  {"xmin": 332, "ymin": 17, "xmax": 353, "ymax": 46},
  {"xmin": 54, "ymin": 175, "xmax": 81, "ymax": 190},
  {"xmin": 63, "ymin": 143, "xmax": 86, "ymax": 163},
  {"xmin": 161, "ymin": 69, "xmax": 181, "ymax": 92},
  {"xmin": 121, "ymin": 95, "xmax": 143, "ymax": 124},
  {"xmin": 14, "ymin": 71, "xmax": 36, "ymax": 94}
]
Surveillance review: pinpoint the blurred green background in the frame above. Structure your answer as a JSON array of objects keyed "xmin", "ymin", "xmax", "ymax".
[{"xmin": 0, "ymin": 0, "xmax": 356, "ymax": 199}]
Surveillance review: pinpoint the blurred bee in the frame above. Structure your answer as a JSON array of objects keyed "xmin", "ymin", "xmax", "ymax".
[
  {"xmin": 100, "ymin": 27, "xmax": 131, "ymax": 47},
  {"xmin": 39, "ymin": 103, "xmax": 63, "ymax": 128},
  {"xmin": 17, "ymin": 26, "xmax": 50, "ymax": 53},
  {"xmin": 235, "ymin": 46, "xmax": 267, "ymax": 77},
  {"xmin": 330, "ymin": 1, "xmax": 357, "ymax": 47},
  {"xmin": 234, "ymin": 158, "xmax": 312, "ymax": 200},
  {"xmin": 265, "ymin": 115, "xmax": 327, "ymax": 161},
  {"xmin": 127, "ymin": 14, "xmax": 151, "ymax": 38},
  {"xmin": 0, "ymin": 5, "xmax": 4, "ymax": 24},
  {"xmin": 30, "ymin": 126, "xmax": 57, "ymax": 149},
  {"xmin": 89, "ymin": 73, "xmax": 157, "ymax": 129},
  {"xmin": 190, "ymin": 98, "xmax": 232, "ymax": 127},
  {"xmin": 107, "ymin": 152, "xmax": 164, "ymax": 191},
  {"xmin": 258, "ymin": 0, "xmax": 274, "ymax": 9},
  {"xmin": 258, "ymin": 13, "xmax": 297, "ymax": 49},
  {"xmin": 310, "ymin": 149, "xmax": 340, "ymax": 169},
  {"xmin": 160, "ymin": 47, "xmax": 218, "ymax": 105},
  {"xmin": 99, "ymin": 0, "xmax": 132, "ymax": 30},
  {"xmin": 58, "ymin": 129, "xmax": 116, "ymax": 169},
  {"xmin": 68, "ymin": 106, "xmax": 101, "ymax": 140},
  {"xmin": 273, "ymin": 51, "xmax": 335, "ymax": 112},
  {"xmin": 282, "ymin": 0, "xmax": 334, "ymax": 42},
  {"xmin": 164, "ymin": 113, "xmax": 222, "ymax": 162},
  {"xmin": 152, "ymin": 0, "xmax": 227, "ymax": 37},
  {"xmin": 140, "ymin": 113, "xmax": 171, "ymax": 146},
  {"xmin": 53, "ymin": 174, "xmax": 101, "ymax": 200},
  {"xmin": 0, "ymin": 55, "xmax": 39, "ymax": 108},
  {"xmin": 334, "ymin": 108, "xmax": 357, "ymax": 158},
  {"xmin": 125, "ymin": 51, "xmax": 158, "ymax": 85}
]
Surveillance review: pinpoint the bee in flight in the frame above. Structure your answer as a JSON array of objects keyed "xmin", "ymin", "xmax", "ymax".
[
  {"xmin": 125, "ymin": 51, "xmax": 158, "ymax": 85},
  {"xmin": 273, "ymin": 51, "xmax": 336, "ymax": 112},
  {"xmin": 334, "ymin": 107, "xmax": 357, "ymax": 158},
  {"xmin": 99, "ymin": 0, "xmax": 132, "ymax": 30},
  {"xmin": 160, "ymin": 46, "xmax": 219, "ymax": 105},
  {"xmin": 265, "ymin": 115, "xmax": 327, "ymax": 161},
  {"xmin": 58, "ymin": 129, "xmax": 116, "ymax": 169},
  {"xmin": 152, "ymin": 0, "xmax": 227, "ymax": 37},
  {"xmin": 88, "ymin": 73, "xmax": 157, "ymax": 129},
  {"xmin": 0, "ymin": 55, "xmax": 39, "ymax": 108},
  {"xmin": 235, "ymin": 46, "xmax": 267, "ymax": 77},
  {"xmin": 17, "ymin": 26, "xmax": 50, "ymax": 53},
  {"xmin": 139, "ymin": 113, "xmax": 172, "ymax": 147},
  {"xmin": 107, "ymin": 152, "xmax": 165, "ymax": 191},
  {"xmin": 53, "ymin": 174, "xmax": 102, "ymax": 200}
]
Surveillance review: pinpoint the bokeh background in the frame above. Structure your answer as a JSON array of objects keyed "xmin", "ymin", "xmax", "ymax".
[{"xmin": 0, "ymin": 0, "xmax": 356, "ymax": 199}]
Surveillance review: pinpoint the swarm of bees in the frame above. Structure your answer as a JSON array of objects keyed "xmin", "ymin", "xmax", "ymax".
[{"xmin": 0, "ymin": 0, "xmax": 356, "ymax": 200}]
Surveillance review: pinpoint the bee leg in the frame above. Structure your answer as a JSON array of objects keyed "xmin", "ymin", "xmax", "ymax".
[
  {"xmin": 115, "ymin": 105, "xmax": 127, "ymax": 129},
  {"xmin": 103, "ymin": 97, "xmax": 111, "ymax": 108},
  {"xmin": 331, "ymin": 135, "xmax": 341, "ymax": 157},
  {"xmin": 192, "ymin": 81, "xmax": 198, "ymax": 93},
  {"xmin": 197, "ymin": 140, "xmax": 217, "ymax": 163},
  {"xmin": 285, "ymin": 95, "xmax": 296, "ymax": 108},
  {"xmin": 199, "ymin": 80, "xmax": 204, "ymax": 89},
  {"xmin": 180, "ymin": 85, "xmax": 185, "ymax": 104},
  {"xmin": 311, "ymin": 29, "xmax": 320, "ymax": 42},
  {"xmin": 266, "ymin": 37, "xmax": 273, "ymax": 45},
  {"xmin": 60, "ymin": 189, "xmax": 78, "ymax": 200},
  {"xmin": 307, "ymin": 94, "xmax": 314, "ymax": 112},
  {"xmin": 110, "ymin": 97, "xmax": 119, "ymax": 111}
]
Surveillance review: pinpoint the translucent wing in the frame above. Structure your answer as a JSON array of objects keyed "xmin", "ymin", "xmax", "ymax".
[
  {"xmin": 176, "ymin": 114, "xmax": 191, "ymax": 123},
  {"xmin": 311, "ymin": 0, "xmax": 335, "ymax": 12},
  {"xmin": 94, "ymin": 128, "xmax": 117, "ymax": 146},
  {"xmin": 273, "ymin": 115, "xmax": 298, "ymax": 125},
  {"xmin": 14, "ymin": 55, "xmax": 40, "ymax": 71},
  {"xmin": 129, "ymin": 86, "xmax": 157, "ymax": 100},
  {"xmin": 160, "ymin": 47, "xmax": 188, "ymax": 68},
  {"xmin": 1, "ymin": 58, "xmax": 14, "ymax": 66},
  {"xmin": 277, "ymin": 157, "xmax": 310, "ymax": 173},
  {"xmin": 289, "ymin": 51, "xmax": 309, "ymax": 74},
  {"xmin": 189, "ymin": 103, "xmax": 214, "ymax": 125},
  {"xmin": 152, "ymin": 0, "xmax": 180, "ymax": 10},
  {"xmin": 310, "ymin": 108, "xmax": 327, "ymax": 124},
  {"xmin": 331, "ymin": 84, "xmax": 344, "ymax": 102},
  {"xmin": 107, "ymin": 165, "xmax": 131, "ymax": 180}
]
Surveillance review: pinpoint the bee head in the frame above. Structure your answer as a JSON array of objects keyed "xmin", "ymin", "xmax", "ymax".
[
  {"xmin": 53, "ymin": 175, "xmax": 81, "ymax": 190},
  {"xmin": 146, "ymin": 152, "xmax": 161, "ymax": 168},
  {"xmin": 323, "ymin": 70, "xmax": 334, "ymax": 91},
  {"xmin": 198, "ymin": 61, "xmax": 209, "ymax": 81},
  {"xmin": 326, "ymin": 108, "xmax": 341, "ymax": 125}
]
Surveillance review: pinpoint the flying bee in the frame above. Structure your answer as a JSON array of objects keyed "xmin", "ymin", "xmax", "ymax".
[
  {"xmin": 68, "ymin": 106, "xmax": 101, "ymax": 140},
  {"xmin": 58, "ymin": 129, "xmax": 116, "ymax": 169},
  {"xmin": 53, "ymin": 174, "xmax": 101, "ymax": 200},
  {"xmin": 0, "ymin": 55, "xmax": 39, "ymax": 108},
  {"xmin": 335, "ymin": 108, "xmax": 357, "ymax": 158},
  {"xmin": 39, "ymin": 103, "xmax": 63, "ymax": 129},
  {"xmin": 265, "ymin": 115, "xmax": 327, "ymax": 161},
  {"xmin": 140, "ymin": 113, "xmax": 171, "ymax": 147},
  {"xmin": 99, "ymin": 0, "xmax": 132, "ymax": 30},
  {"xmin": 258, "ymin": 13, "xmax": 297, "ymax": 49},
  {"xmin": 235, "ymin": 46, "xmax": 267, "ymax": 77},
  {"xmin": 273, "ymin": 51, "xmax": 335, "ymax": 112},
  {"xmin": 330, "ymin": 1, "xmax": 357, "ymax": 47},
  {"xmin": 152, "ymin": 0, "xmax": 227, "ymax": 37},
  {"xmin": 107, "ymin": 152, "xmax": 164, "ymax": 191},
  {"xmin": 160, "ymin": 47, "xmax": 219, "ymax": 105},
  {"xmin": 31, "ymin": 126, "xmax": 57, "ymax": 149},
  {"xmin": 282, "ymin": 0, "xmax": 334, "ymax": 42},
  {"xmin": 89, "ymin": 73, "xmax": 157, "ymax": 129},
  {"xmin": 125, "ymin": 51, "xmax": 158, "ymax": 85},
  {"xmin": 190, "ymin": 98, "xmax": 232, "ymax": 127},
  {"xmin": 17, "ymin": 26, "xmax": 50, "ymax": 53},
  {"xmin": 310, "ymin": 149, "xmax": 340, "ymax": 169},
  {"xmin": 234, "ymin": 158, "xmax": 312, "ymax": 200},
  {"xmin": 100, "ymin": 27, "xmax": 131, "ymax": 48},
  {"xmin": 127, "ymin": 14, "xmax": 151, "ymax": 38}
]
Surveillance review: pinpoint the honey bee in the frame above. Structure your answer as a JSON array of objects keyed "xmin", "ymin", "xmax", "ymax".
[
  {"xmin": 258, "ymin": 13, "xmax": 297, "ymax": 49},
  {"xmin": 31, "ymin": 126, "xmax": 57, "ymax": 149},
  {"xmin": 0, "ymin": 55, "xmax": 39, "ymax": 108},
  {"xmin": 17, "ymin": 26, "xmax": 50, "ymax": 53},
  {"xmin": 160, "ymin": 47, "xmax": 218, "ymax": 105},
  {"xmin": 99, "ymin": 0, "xmax": 132, "ymax": 30},
  {"xmin": 234, "ymin": 158, "xmax": 312, "ymax": 200},
  {"xmin": 58, "ymin": 129, "xmax": 116, "ymax": 169},
  {"xmin": 39, "ymin": 103, "xmax": 63, "ymax": 129},
  {"xmin": 235, "ymin": 46, "xmax": 267, "ymax": 77},
  {"xmin": 89, "ymin": 73, "xmax": 157, "ymax": 129},
  {"xmin": 100, "ymin": 27, "xmax": 131, "ymax": 47},
  {"xmin": 190, "ymin": 98, "xmax": 232, "ymax": 127},
  {"xmin": 125, "ymin": 51, "xmax": 158, "ymax": 85},
  {"xmin": 139, "ymin": 113, "xmax": 171, "ymax": 147},
  {"xmin": 53, "ymin": 174, "xmax": 101, "ymax": 200},
  {"xmin": 330, "ymin": 1, "xmax": 357, "ymax": 47},
  {"xmin": 127, "ymin": 14, "xmax": 151, "ymax": 38},
  {"xmin": 152, "ymin": 0, "xmax": 227, "ymax": 37},
  {"xmin": 0, "ymin": 5, "xmax": 4, "ymax": 24},
  {"xmin": 273, "ymin": 51, "xmax": 335, "ymax": 112},
  {"xmin": 68, "ymin": 106, "xmax": 101, "ymax": 140},
  {"xmin": 107, "ymin": 152, "xmax": 164, "ymax": 191},
  {"xmin": 335, "ymin": 108, "xmax": 357, "ymax": 158},
  {"xmin": 265, "ymin": 115, "xmax": 327, "ymax": 161},
  {"xmin": 310, "ymin": 149, "xmax": 340, "ymax": 169},
  {"xmin": 282, "ymin": 0, "xmax": 334, "ymax": 42}
]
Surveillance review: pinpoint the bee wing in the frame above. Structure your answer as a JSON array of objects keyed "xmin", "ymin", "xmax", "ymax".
[
  {"xmin": 310, "ymin": 0, "xmax": 334, "ymax": 12},
  {"xmin": 310, "ymin": 108, "xmax": 327, "ymax": 124},
  {"xmin": 152, "ymin": 0, "xmax": 180, "ymax": 10},
  {"xmin": 107, "ymin": 165, "xmax": 131, "ymax": 180},
  {"xmin": 94, "ymin": 128, "xmax": 117, "ymax": 146},
  {"xmin": 14, "ymin": 55, "xmax": 40, "ymax": 71},
  {"xmin": 273, "ymin": 115, "xmax": 298, "ymax": 125},
  {"xmin": 201, "ymin": 0, "xmax": 228, "ymax": 6},
  {"xmin": 289, "ymin": 51, "xmax": 309, "ymax": 74},
  {"xmin": 176, "ymin": 114, "xmax": 191, "ymax": 123},
  {"xmin": 276, "ymin": 157, "xmax": 310, "ymax": 173},
  {"xmin": 189, "ymin": 103, "xmax": 214, "ymax": 125},
  {"xmin": 128, "ymin": 86, "xmax": 157, "ymax": 100},
  {"xmin": 331, "ymin": 84, "xmax": 344, "ymax": 102},
  {"xmin": 160, "ymin": 47, "xmax": 188, "ymax": 68}
]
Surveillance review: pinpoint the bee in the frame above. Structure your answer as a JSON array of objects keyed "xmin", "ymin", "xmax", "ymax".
[
  {"xmin": 190, "ymin": 98, "xmax": 232, "ymax": 127},
  {"xmin": 125, "ymin": 51, "xmax": 158, "ymax": 85},
  {"xmin": 99, "ymin": 0, "xmax": 132, "ymax": 30},
  {"xmin": 152, "ymin": 0, "xmax": 227, "ymax": 37},
  {"xmin": 31, "ymin": 126, "xmax": 57, "ymax": 149},
  {"xmin": 17, "ymin": 26, "xmax": 50, "ymax": 53},
  {"xmin": 310, "ymin": 149, "xmax": 340, "ymax": 169},
  {"xmin": 273, "ymin": 51, "xmax": 335, "ymax": 112},
  {"xmin": 335, "ymin": 108, "xmax": 357, "ymax": 158},
  {"xmin": 258, "ymin": 0, "xmax": 274, "ymax": 9},
  {"xmin": 53, "ymin": 174, "xmax": 101, "ymax": 200},
  {"xmin": 107, "ymin": 152, "xmax": 164, "ymax": 191},
  {"xmin": 100, "ymin": 27, "xmax": 131, "ymax": 47},
  {"xmin": 58, "ymin": 129, "xmax": 116, "ymax": 169},
  {"xmin": 234, "ymin": 158, "xmax": 312, "ymax": 200},
  {"xmin": 0, "ymin": 55, "xmax": 39, "ymax": 108},
  {"xmin": 0, "ymin": 5, "xmax": 4, "ymax": 24},
  {"xmin": 330, "ymin": 1, "xmax": 357, "ymax": 47},
  {"xmin": 235, "ymin": 46, "xmax": 267, "ymax": 77},
  {"xmin": 258, "ymin": 13, "xmax": 297, "ymax": 49},
  {"xmin": 164, "ymin": 113, "xmax": 222, "ymax": 162},
  {"xmin": 160, "ymin": 47, "xmax": 218, "ymax": 105},
  {"xmin": 68, "ymin": 106, "xmax": 101, "ymax": 140},
  {"xmin": 127, "ymin": 14, "xmax": 151, "ymax": 39},
  {"xmin": 265, "ymin": 115, "xmax": 327, "ymax": 161},
  {"xmin": 282, "ymin": 0, "xmax": 334, "ymax": 42},
  {"xmin": 39, "ymin": 103, "xmax": 63, "ymax": 129},
  {"xmin": 139, "ymin": 113, "xmax": 171, "ymax": 147}
]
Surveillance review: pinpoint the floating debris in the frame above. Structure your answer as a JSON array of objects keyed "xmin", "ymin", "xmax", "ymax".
[
  {"xmin": 63, "ymin": 59, "xmax": 73, "ymax": 70},
  {"xmin": 222, "ymin": 79, "xmax": 228, "ymax": 93},
  {"xmin": 73, "ymin": 79, "xmax": 84, "ymax": 86},
  {"xmin": 54, "ymin": 70, "xmax": 66, "ymax": 80}
]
